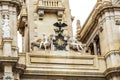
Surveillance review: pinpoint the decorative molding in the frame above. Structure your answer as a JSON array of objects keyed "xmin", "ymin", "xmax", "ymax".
[
  {"xmin": 37, "ymin": 9, "xmax": 44, "ymax": 20},
  {"xmin": 104, "ymin": 50, "xmax": 120, "ymax": 58},
  {"xmin": 0, "ymin": 57, "xmax": 19, "ymax": 66}
]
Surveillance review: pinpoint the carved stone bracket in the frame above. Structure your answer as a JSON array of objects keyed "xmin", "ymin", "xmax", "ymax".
[
  {"xmin": 115, "ymin": 19, "xmax": 120, "ymax": 25},
  {"xmin": 57, "ymin": 11, "xmax": 64, "ymax": 21},
  {"xmin": 37, "ymin": 9, "xmax": 44, "ymax": 20}
]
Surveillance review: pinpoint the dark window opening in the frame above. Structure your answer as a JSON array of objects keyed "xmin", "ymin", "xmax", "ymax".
[
  {"xmin": 89, "ymin": 43, "xmax": 94, "ymax": 55},
  {"xmin": 94, "ymin": 35, "xmax": 101, "ymax": 56}
]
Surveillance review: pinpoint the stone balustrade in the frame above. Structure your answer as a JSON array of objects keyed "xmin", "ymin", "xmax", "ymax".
[
  {"xmin": 37, "ymin": 0, "xmax": 64, "ymax": 20},
  {"xmin": 38, "ymin": 0, "xmax": 62, "ymax": 7}
]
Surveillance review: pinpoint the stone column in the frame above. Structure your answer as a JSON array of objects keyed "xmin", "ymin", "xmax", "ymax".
[
  {"xmin": 3, "ymin": 64, "xmax": 14, "ymax": 80},
  {"xmin": 0, "ymin": 0, "xmax": 21, "ymax": 80},
  {"xmin": 2, "ymin": 35, "xmax": 14, "ymax": 80},
  {"xmin": 14, "ymin": 72, "xmax": 20, "ymax": 80},
  {"xmin": 106, "ymin": 55, "xmax": 112, "ymax": 68},
  {"xmin": 93, "ymin": 41, "xmax": 97, "ymax": 55},
  {"xmin": 62, "ymin": 0, "xmax": 73, "ymax": 37}
]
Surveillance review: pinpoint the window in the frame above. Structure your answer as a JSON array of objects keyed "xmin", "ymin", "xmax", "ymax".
[
  {"xmin": 94, "ymin": 35, "xmax": 101, "ymax": 56},
  {"xmin": 89, "ymin": 43, "xmax": 94, "ymax": 55}
]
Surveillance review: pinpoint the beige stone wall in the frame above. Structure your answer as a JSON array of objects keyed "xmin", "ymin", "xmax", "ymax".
[
  {"xmin": 24, "ymin": 0, "xmax": 73, "ymax": 51},
  {"xmin": 99, "ymin": 10, "xmax": 120, "ymax": 55}
]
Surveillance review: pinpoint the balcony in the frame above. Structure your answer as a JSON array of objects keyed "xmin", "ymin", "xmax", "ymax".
[
  {"xmin": 37, "ymin": 0, "xmax": 65, "ymax": 20},
  {"xmin": 38, "ymin": 0, "xmax": 62, "ymax": 7}
]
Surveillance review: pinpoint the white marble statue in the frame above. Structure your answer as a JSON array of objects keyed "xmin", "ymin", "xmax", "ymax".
[
  {"xmin": 2, "ymin": 14, "xmax": 10, "ymax": 38},
  {"xmin": 39, "ymin": 34, "xmax": 50, "ymax": 51},
  {"xmin": 69, "ymin": 38, "xmax": 83, "ymax": 52}
]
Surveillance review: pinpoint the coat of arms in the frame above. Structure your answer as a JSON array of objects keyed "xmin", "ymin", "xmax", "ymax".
[{"xmin": 53, "ymin": 22, "xmax": 68, "ymax": 50}]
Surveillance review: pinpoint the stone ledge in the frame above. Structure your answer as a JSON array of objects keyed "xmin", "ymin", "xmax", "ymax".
[
  {"xmin": 30, "ymin": 57, "xmax": 94, "ymax": 65},
  {"xmin": 24, "ymin": 69, "xmax": 104, "ymax": 77},
  {"xmin": 0, "ymin": 56, "xmax": 18, "ymax": 63},
  {"xmin": 37, "ymin": 6, "xmax": 65, "ymax": 13}
]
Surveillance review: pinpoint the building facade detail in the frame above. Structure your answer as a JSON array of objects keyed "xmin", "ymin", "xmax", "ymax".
[{"xmin": 0, "ymin": 0, "xmax": 120, "ymax": 80}]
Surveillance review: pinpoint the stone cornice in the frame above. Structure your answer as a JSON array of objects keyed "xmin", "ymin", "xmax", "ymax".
[
  {"xmin": 0, "ymin": 56, "xmax": 19, "ymax": 65},
  {"xmin": 79, "ymin": 4, "xmax": 120, "ymax": 43},
  {"xmin": 0, "ymin": 0, "xmax": 21, "ymax": 15},
  {"xmin": 104, "ymin": 66, "xmax": 120, "ymax": 78},
  {"xmin": 37, "ymin": 6, "xmax": 65, "ymax": 13}
]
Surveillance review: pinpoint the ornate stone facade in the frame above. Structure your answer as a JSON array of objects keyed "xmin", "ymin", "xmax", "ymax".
[{"xmin": 0, "ymin": 0, "xmax": 120, "ymax": 80}]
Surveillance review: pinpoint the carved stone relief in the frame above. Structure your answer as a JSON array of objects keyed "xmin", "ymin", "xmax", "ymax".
[
  {"xmin": 2, "ymin": 13, "xmax": 11, "ymax": 38},
  {"xmin": 31, "ymin": 34, "xmax": 51, "ymax": 51}
]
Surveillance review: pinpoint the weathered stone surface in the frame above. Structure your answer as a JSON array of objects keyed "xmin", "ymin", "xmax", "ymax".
[{"xmin": 0, "ymin": 0, "xmax": 120, "ymax": 80}]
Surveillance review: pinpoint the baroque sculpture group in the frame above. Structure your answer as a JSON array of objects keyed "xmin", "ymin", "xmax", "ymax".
[{"xmin": 31, "ymin": 22, "xmax": 84, "ymax": 52}]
